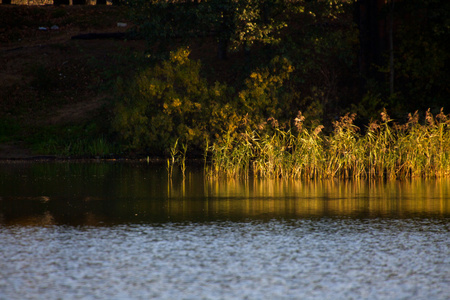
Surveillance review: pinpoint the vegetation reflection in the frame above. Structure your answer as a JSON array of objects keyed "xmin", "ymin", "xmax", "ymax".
[{"xmin": 0, "ymin": 163, "xmax": 449, "ymax": 226}]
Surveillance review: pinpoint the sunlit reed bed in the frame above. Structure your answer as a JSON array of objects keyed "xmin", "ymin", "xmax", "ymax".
[{"xmin": 207, "ymin": 109, "xmax": 450, "ymax": 179}]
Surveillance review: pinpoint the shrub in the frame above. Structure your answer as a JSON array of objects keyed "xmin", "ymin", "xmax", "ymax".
[{"xmin": 113, "ymin": 48, "xmax": 235, "ymax": 155}]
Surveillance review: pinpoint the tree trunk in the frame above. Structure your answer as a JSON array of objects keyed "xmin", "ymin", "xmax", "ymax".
[
  {"xmin": 388, "ymin": 0, "xmax": 395, "ymax": 96},
  {"xmin": 96, "ymin": 0, "xmax": 106, "ymax": 4}
]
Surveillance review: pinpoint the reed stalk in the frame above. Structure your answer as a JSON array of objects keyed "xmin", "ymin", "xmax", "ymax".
[{"xmin": 206, "ymin": 108, "xmax": 450, "ymax": 179}]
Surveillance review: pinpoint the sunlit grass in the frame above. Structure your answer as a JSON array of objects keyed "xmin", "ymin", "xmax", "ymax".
[{"xmin": 206, "ymin": 108, "xmax": 450, "ymax": 179}]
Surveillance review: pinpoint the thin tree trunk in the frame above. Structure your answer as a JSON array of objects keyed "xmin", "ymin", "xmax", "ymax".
[
  {"xmin": 388, "ymin": 0, "xmax": 395, "ymax": 96},
  {"xmin": 216, "ymin": 0, "xmax": 233, "ymax": 60}
]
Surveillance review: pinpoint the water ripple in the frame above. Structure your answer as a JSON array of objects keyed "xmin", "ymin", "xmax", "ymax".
[{"xmin": 1, "ymin": 218, "xmax": 449, "ymax": 300}]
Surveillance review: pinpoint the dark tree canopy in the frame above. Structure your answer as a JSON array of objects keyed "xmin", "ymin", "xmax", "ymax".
[{"xmin": 123, "ymin": 0, "xmax": 449, "ymax": 125}]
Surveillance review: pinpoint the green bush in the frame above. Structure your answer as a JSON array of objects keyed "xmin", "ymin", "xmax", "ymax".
[{"xmin": 113, "ymin": 48, "xmax": 236, "ymax": 155}]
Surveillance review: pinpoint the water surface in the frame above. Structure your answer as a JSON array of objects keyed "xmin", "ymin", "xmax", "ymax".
[{"xmin": 0, "ymin": 162, "xmax": 449, "ymax": 299}]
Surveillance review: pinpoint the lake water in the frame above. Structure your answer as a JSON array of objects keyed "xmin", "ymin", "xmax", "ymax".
[{"xmin": 0, "ymin": 162, "xmax": 449, "ymax": 299}]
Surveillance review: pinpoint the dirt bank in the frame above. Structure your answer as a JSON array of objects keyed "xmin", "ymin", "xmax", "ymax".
[{"xmin": 0, "ymin": 5, "xmax": 144, "ymax": 158}]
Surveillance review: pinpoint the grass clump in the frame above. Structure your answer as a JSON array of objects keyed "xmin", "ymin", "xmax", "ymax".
[
  {"xmin": 206, "ymin": 108, "xmax": 450, "ymax": 179},
  {"xmin": 27, "ymin": 124, "xmax": 118, "ymax": 158}
]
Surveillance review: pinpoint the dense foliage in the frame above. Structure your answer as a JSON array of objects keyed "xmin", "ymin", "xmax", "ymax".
[
  {"xmin": 114, "ymin": 48, "xmax": 235, "ymax": 154},
  {"xmin": 126, "ymin": 0, "xmax": 290, "ymax": 58}
]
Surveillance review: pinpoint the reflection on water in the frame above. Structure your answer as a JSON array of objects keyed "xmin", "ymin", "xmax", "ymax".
[
  {"xmin": 0, "ymin": 162, "xmax": 449, "ymax": 226},
  {"xmin": 0, "ymin": 162, "xmax": 449, "ymax": 299}
]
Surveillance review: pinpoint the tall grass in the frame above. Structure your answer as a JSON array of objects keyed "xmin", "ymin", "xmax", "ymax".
[
  {"xmin": 167, "ymin": 138, "xmax": 188, "ymax": 179},
  {"xmin": 206, "ymin": 108, "xmax": 450, "ymax": 179}
]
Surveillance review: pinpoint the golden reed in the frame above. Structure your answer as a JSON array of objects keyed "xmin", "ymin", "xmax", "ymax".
[{"xmin": 207, "ymin": 108, "xmax": 450, "ymax": 179}]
